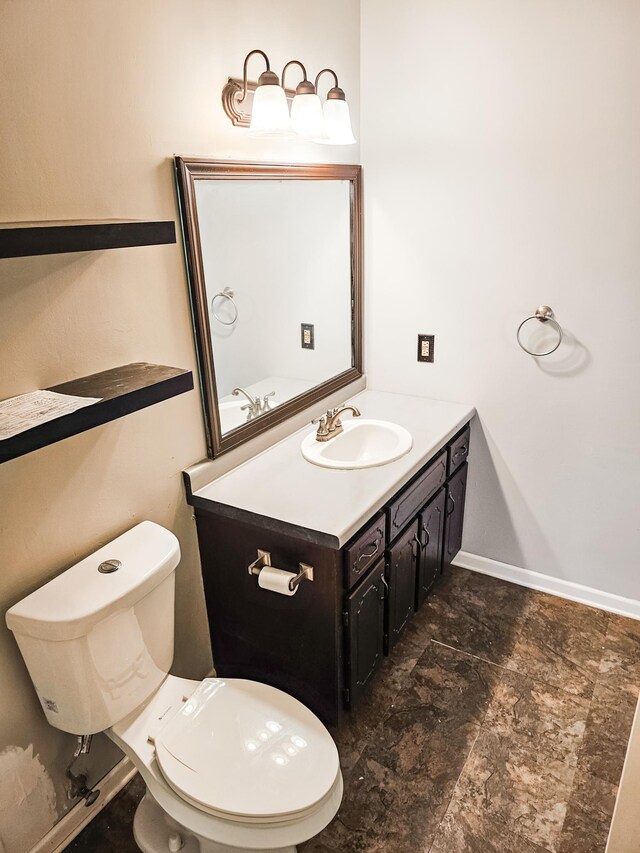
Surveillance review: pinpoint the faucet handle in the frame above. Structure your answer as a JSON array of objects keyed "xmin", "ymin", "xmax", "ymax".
[
  {"xmin": 261, "ymin": 391, "xmax": 276, "ymax": 412},
  {"xmin": 327, "ymin": 411, "xmax": 341, "ymax": 431},
  {"xmin": 312, "ymin": 414, "xmax": 329, "ymax": 437}
]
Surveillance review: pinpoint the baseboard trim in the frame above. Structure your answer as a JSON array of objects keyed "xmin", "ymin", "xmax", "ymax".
[
  {"xmin": 454, "ymin": 551, "xmax": 640, "ymax": 621},
  {"xmin": 30, "ymin": 757, "xmax": 137, "ymax": 853}
]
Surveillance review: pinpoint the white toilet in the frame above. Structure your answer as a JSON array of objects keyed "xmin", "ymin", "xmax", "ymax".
[{"xmin": 6, "ymin": 521, "xmax": 342, "ymax": 853}]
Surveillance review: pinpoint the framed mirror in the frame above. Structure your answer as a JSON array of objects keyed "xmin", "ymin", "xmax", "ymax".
[{"xmin": 175, "ymin": 158, "xmax": 363, "ymax": 457}]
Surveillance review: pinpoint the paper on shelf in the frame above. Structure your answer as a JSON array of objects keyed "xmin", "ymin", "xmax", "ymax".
[{"xmin": 0, "ymin": 390, "xmax": 102, "ymax": 440}]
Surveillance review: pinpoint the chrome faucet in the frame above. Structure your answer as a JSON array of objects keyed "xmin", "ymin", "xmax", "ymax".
[
  {"xmin": 313, "ymin": 404, "xmax": 361, "ymax": 441},
  {"xmin": 232, "ymin": 387, "xmax": 276, "ymax": 421}
]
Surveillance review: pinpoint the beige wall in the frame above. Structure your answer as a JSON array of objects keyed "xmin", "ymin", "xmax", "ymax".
[{"xmin": 0, "ymin": 1, "xmax": 360, "ymax": 849}]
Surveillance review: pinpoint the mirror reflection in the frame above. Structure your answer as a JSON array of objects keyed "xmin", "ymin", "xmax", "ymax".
[
  {"xmin": 175, "ymin": 159, "xmax": 363, "ymax": 458},
  {"xmin": 195, "ymin": 179, "xmax": 353, "ymax": 435}
]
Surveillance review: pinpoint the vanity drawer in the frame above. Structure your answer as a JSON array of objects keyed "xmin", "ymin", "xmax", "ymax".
[
  {"xmin": 448, "ymin": 424, "xmax": 470, "ymax": 476},
  {"xmin": 344, "ymin": 512, "xmax": 386, "ymax": 590},
  {"xmin": 387, "ymin": 451, "xmax": 447, "ymax": 542}
]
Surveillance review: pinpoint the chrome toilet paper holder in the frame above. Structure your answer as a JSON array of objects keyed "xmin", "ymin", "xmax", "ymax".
[{"xmin": 248, "ymin": 549, "xmax": 314, "ymax": 592}]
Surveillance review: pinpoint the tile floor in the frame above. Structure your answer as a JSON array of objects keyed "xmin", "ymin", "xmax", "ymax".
[{"xmin": 68, "ymin": 567, "xmax": 640, "ymax": 853}]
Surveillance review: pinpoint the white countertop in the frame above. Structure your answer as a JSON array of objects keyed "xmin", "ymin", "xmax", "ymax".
[{"xmin": 192, "ymin": 390, "xmax": 475, "ymax": 548}]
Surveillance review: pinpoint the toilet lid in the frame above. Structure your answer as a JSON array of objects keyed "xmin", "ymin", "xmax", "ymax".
[{"xmin": 155, "ymin": 678, "xmax": 340, "ymax": 821}]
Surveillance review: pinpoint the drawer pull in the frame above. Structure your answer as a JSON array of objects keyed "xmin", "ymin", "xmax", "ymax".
[
  {"xmin": 447, "ymin": 424, "xmax": 470, "ymax": 477},
  {"xmin": 359, "ymin": 538, "xmax": 381, "ymax": 561},
  {"xmin": 345, "ymin": 512, "xmax": 386, "ymax": 590}
]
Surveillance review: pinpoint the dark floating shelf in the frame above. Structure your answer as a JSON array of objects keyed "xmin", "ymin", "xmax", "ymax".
[
  {"xmin": 0, "ymin": 362, "xmax": 194, "ymax": 463},
  {"xmin": 0, "ymin": 219, "xmax": 176, "ymax": 259}
]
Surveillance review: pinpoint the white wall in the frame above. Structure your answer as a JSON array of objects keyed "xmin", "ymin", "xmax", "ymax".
[
  {"xmin": 361, "ymin": 0, "xmax": 640, "ymax": 600},
  {"xmin": 197, "ymin": 180, "xmax": 352, "ymax": 398},
  {"xmin": 0, "ymin": 2, "xmax": 359, "ymax": 850}
]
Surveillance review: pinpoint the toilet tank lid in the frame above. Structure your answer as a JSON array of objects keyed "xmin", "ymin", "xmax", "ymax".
[{"xmin": 6, "ymin": 521, "xmax": 180, "ymax": 642}]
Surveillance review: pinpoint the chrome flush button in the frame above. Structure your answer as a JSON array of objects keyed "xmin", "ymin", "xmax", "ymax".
[{"xmin": 98, "ymin": 559, "xmax": 121, "ymax": 574}]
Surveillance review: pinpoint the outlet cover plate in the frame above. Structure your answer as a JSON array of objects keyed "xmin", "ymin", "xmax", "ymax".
[
  {"xmin": 417, "ymin": 334, "xmax": 435, "ymax": 363},
  {"xmin": 301, "ymin": 323, "xmax": 315, "ymax": 350}
]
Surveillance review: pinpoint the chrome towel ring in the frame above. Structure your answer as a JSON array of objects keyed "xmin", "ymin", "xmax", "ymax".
[
  {"xmin": 516, "ymin": 305, "xmax": 563, "ymax": 356},
  {"xmin": 211, "ymin": 287, "xmax": 238, "ymax": 325}
]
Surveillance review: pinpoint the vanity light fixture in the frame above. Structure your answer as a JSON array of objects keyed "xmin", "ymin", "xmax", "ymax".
[
  {"xmin": 237, "ymin": 50, "xmax": 292, "ymax": 138},
  {"xmin": 314, "ymin": 68, "xmax": 357, "ymax": 145},
  {"xmin": 221, "ymin": 51, "xmax": 356, "ymax": 144},
  {"xmin": 282, "ymin": 60, "xmax": 324, "ymax": 139}
]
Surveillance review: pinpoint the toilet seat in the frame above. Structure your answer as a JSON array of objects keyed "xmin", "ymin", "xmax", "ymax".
[
  {"xmin": 109, "ymin": 675, "xmax": 343, "ymax": 850},
  {"xmin": 154, "ymin": 678, "xmax": 340, "ymax": 824}
]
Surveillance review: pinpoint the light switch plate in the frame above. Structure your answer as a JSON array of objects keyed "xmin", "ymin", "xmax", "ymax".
[{"xmin": 417, "ymin": 334, "xmax": 435, "ymax": 363}]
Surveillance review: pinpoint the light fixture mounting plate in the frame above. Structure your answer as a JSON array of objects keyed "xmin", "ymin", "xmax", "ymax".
[{"xmin": 221, "ymin": 77, "xmax": 296, "ymax": 128}]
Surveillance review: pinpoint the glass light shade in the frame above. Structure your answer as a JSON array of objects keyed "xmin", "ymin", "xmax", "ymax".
[
  {"xmin": 290, "ymin": 93, "xmax": 324, "ymax": 139},
  {"xmin": 317, "ymin": 98, "xmax": 356, "ymax": 145},
  {"xmin": 249, "ymin": 84, "xmax": 292, "ymax": 137}
]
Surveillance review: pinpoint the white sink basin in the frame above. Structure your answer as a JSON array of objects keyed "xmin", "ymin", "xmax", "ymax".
[{"xmin": 301, "ymin": 419, "xmax": 413, "ymax": 470}]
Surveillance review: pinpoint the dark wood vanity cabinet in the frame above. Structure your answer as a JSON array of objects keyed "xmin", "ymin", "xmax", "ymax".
[
  {"xmin": 192, "ymin": 421, "xmax": 471, "ymax": 726},
  {"xmin": 443, "ymin": 461, "xmax": 468, "ymax": 573},
  {"xmin": 344, "ymin": 512, "xmax": 386, "ymax": 590},
  {"xmin": 387, "ymin": 451, "xmax": 446, "ymax": 541},
  {"xmin": 345, "ymin": 559, "xmax": 386, "ymax": 706},
  {"xmin": 417, "ymin": 488, "xmax": 446, "ymax": 608},
  {"xmin": 447, "ymin": 423, "xmax": 470, "ymax": 476},
  {"xmin": 385, "ymin": 520, "xmax": 419, "ymax": 653}
]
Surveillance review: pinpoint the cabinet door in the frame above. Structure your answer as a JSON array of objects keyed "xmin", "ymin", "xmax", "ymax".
[
  {"xmin": 385, "ymin": 520, "xmax": 419, "ymax": 653},
  {"xmin": 345, "ymin": 560, "xmax": 386, "ymax": 707},
  {"xmin": 443, "ymin": 462, "xmax": 468, "ymax": 572},
  {"xmin": 416, "ymin": 488, "xmax": 446, "ymax": 609}
]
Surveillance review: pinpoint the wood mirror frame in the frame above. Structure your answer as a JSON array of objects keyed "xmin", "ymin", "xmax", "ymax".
[{"xmin": 175, "ymin": 157, "xmax": 363, "ymax": 458}]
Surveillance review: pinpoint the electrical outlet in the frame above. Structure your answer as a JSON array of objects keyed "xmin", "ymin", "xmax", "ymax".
[
  {"xmin": 417, "ymin": 334, "xmax": 435, "ymax": 363},
  {"xmin": 301, "ymin": 323, "xmax": 315, "ymax": 349}
]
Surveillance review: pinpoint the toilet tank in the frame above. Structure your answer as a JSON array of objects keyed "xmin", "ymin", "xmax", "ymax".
[{"xmin": 6, "ymin": 521, "xmax": 180, "ymax": 735}]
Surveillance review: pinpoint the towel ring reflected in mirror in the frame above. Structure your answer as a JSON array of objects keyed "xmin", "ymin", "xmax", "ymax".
[
  {"xmin": 211, "ymin": 287, "xmax": 238, "ymax": 326},
  {"xmin": 516, "ymin": 305, "xmax": 563, "ymax": 357}
]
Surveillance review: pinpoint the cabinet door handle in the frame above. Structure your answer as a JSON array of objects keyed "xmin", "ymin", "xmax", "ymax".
[
  {"xmin": 412, "ymin": 535, "xmax": 421, "ymax": 557},
  {"xmin": 379, "ymin": 575, "xmax": 389, "ymax": 600},
  {"xmin": 360, "ymin": 537, "xmax": 381, "ymax": 561},
  {"xmin": 422, "ymin": 525, "xmax": 430, "ymax": 547},
  {"xmin": 447, "ymin": 494, "xmax": 456, "ymax": 516}
]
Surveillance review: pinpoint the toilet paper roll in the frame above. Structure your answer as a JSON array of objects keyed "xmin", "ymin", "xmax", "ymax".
[{"xmin": 257, "ymin": 565, "xmax": 298, "ymax": 596}]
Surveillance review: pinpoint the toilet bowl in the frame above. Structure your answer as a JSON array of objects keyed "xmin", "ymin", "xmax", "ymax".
[
  {"xmin": 108, "ymin": 674, "xmax": 343, "ymax": 852},
  {"xmin": 5, "ymin": 521, "xmax": 342, "ymax": 852}
]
